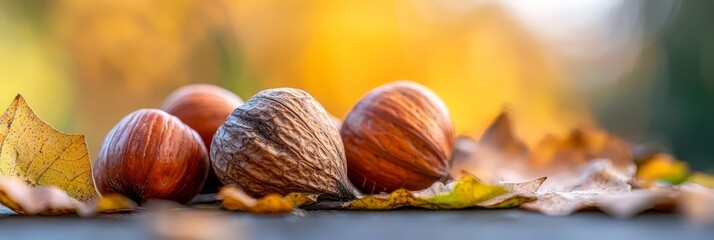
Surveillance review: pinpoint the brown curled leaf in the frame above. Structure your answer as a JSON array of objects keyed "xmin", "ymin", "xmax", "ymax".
[
  {"xmin": 523, "ymin": 160, "xmax": 679, "ymax": 218},
  {"xmin": 478, "ymin": 111, "xmax": 529, "ymax": 158},
  {"xmin": 530, "ymin": 128, "xmax": 632, "ymax": 173},
  {"xmin": 0, "ymin": 176, "xmax": 81, "ymax": 215}
]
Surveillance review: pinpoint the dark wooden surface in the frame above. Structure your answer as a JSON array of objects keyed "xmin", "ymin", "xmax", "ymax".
[{"xmin": 1, "ymin": 207, "xmax": 711, "ymax": 240}]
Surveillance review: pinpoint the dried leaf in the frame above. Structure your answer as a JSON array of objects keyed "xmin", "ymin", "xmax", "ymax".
[
  {"xmin": 452, "ymin": 112, "xmax": 677, "ymax": 218},
  {"xmin": 345, "ymin": 172, "xmax": 543, "ymax": 210},
  {"xmin": 523, "ymin": 160, "xmax": 678, "ymax": 217},
  {"xmin": 218, "ymin": 186, "xmax": 316, "ymax": 214},
  {"xmin": 0, "ymin": 176, "xmax": 135, "ymax": 216},
  {"xmin": 478, "ymin": 111, "xmax": 529, "ymax": 157},
  {"xmin": 0, "ymin": 95, "xmax": 97, "ymax": 202},
  {"xmin": 523, "ymin": 160, "xmax": 628, "ymax": 215},
  {"xmin": 345, "ymin": 189, "xmax": 414, "ymax": 210},
  {"xmin": 416, "ymin": 172, "xmax": 509, "ymax": 209},
  {"xmin": 454, "ymin": 111, "xmax": 635, "ymax": 186},
  {"xmin": 284, "ymin": 192, "xmax": 318, "ymax": 207},
  {"xmin": 451, "ymin": 112, "xmax": 532, "ymax": 182},
  {"xmin": 594, "ymin": 189, "xmax": 676, "ymax": 218},
  {"xmin": 481, "ymin": 177, "xmax": 547, "ymax": 208},
  {"xmin": 530, "ymin": 128, "xmax": 632, "ymax": 172},
  {"xmin": 0, "ymin": 176, "xmax": 81, "ymax": 215},
  {"xmin": 449, "ymin": 109, "xmax": 714, "ymax": 219},
  {"xmin": 679, "ymin": 184, "xmax": 714, "ymax": 226},
  {"xmin": 80, "ymin": 193, "xmax": 137, "ymax": 216}
]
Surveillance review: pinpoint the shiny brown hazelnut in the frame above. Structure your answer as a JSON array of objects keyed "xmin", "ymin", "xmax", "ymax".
[
  {"xmin": 160, "ymin": 84, "xmax": 243, "ymax": 193},
  {"xmin": 93, "ymin": 109, "xmax": 209, "ymax": 204},
  {"xmin": 341, "ymin": 81, "xmax": 455, "ymax": 194}
]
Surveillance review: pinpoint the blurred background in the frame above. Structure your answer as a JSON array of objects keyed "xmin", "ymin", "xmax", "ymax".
[{"xmin": 0, "ymin": 0, "xmax": 712, "ymax": 172}]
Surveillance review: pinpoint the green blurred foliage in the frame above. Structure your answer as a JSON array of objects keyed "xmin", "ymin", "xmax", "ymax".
[{"xmin": 595, "ymin": 1, "xmax": 714, "ymax": 171}]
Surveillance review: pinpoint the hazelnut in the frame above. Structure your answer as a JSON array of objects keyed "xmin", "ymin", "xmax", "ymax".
[
  {"xmin": 93, "ymin": 109, "xmax": 209, "ymax": 204},
  {"xmin": 211, "ymin": 88, "xmax": 360, "ymax": 201},
  {"xmin": 160, "ymin": 84, "xmax": 243, "ymax": 193},
  {"xmin": 341, "ymin": 81, "xmax": 455, "ymax": 194}
]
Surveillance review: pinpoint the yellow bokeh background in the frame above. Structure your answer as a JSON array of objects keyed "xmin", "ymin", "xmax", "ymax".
[
  {"xmin": 234, "ymin": 0, "xmax": 592, "ymax": 143},
  {"xmin": 1, "ymin": 0, "xmax": 593, "ymax": 157}
]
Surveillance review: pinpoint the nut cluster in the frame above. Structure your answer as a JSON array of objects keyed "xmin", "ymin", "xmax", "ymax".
[{"xmin": 93, "ymin": 81, "xmax": 455, "ymax": 204}]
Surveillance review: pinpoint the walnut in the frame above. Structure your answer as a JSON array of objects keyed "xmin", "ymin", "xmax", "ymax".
[{"xmin": 211, "ymin": 88, "xmax": 359, "ymax": 201}]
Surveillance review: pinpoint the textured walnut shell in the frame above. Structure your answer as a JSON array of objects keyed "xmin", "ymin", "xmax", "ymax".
[
  {"xmin": 161, "ymin": 84, "xmax": 243, "ymax": 193},
  {"xmin": 211, "ymin": 88, "xmax": 360, "ymax": 201},
  {"xmin": 93, "ymin": 109, "xmax": 209, "ymax": 204},
  {"xmin": 341, "ymin": 81, "xmax": 455, "ymax": 194}
]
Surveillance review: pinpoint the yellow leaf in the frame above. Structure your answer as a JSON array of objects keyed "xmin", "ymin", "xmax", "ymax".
[
  {"xmin": 637, "ymin": 154, "xmax": 689, "ymax": 185},
  {"xmin": 82, "ymin": 193, "xmax": 136, "ymax": 216},
  {"xmin": 0, "ymin": 95, "xmax": 97, "ymax": 202},
  {"xmin": 284, "ymin": 192, "xmax": 318, "ymax": 207},
  {"xmin": 420, "ymin": 172, "xmax": 508, "ymax": 209},
  {"xmin": 687, "ymin": 172, "xmax": 714, "ymax": 188},
  {"xmin": 218, "ymin": 186, "xmax": 316, "ymax": 214},
  {"xmin": 346, "ymin": 172, "xmax": 543, "ymax": 210},
  {"xmin": 345, "ymin": 189, "xmax": 416, "ymax": 210}
]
